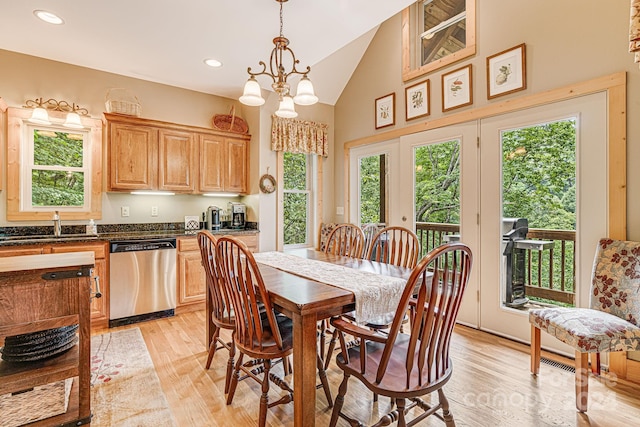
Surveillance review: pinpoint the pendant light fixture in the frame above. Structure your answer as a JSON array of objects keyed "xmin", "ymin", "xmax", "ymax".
[{"xmin": 239, "ymin": 0, "xmax": 318, "ymax": 118}]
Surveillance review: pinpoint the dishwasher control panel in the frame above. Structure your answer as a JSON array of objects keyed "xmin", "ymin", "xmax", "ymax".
[{"xmin": 110, "ymin": 238, "xmax": 177, "ymax": 253}]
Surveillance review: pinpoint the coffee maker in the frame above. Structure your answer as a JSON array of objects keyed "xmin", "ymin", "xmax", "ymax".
[
  {"xmin": 206, "ymin": 206, "xmax": 221, "ymax": 231},
  {"xmin": 228, "ymin": 202, "xmax": 246, "ymax": 229}
]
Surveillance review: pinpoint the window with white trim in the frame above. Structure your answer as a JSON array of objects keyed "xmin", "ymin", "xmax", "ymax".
[{"xmin": 23, "ymin": 125, "xmax": 91, "ymax": 210}]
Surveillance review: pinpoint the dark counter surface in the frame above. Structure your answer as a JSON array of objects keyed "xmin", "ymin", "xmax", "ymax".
[{"xmin": 0, "ymin": 223, "xmax": 259, "ymax": 247}]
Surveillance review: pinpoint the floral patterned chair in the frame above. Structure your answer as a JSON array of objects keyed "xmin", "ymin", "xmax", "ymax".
[{"xmin": 529, "ymin": 238, "xmax": 640, "ymax": 412}]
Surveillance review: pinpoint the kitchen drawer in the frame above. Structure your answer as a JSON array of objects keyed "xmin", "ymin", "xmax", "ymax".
[
  {"xmin": 178, "ymin": 237, "xmax": 199, "ymax": 252},
  {"xmin": 50, "ymin": 242, "xmax": 107, "ymax": 259}
]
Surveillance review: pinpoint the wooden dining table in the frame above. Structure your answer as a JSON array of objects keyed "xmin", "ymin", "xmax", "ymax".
[{"xmin": 205, "ymin": 247, "xmax": 413, "ymax": 427}]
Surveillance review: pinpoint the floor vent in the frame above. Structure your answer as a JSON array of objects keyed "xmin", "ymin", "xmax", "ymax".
[{"xmin": 541, "ymin": 356, "xmax": 575, "ymax": 373}]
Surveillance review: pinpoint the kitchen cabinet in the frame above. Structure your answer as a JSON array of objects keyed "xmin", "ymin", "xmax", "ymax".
[
  {"xmin": 0, "ymin": 252, "xmax": 93, "ymax": 426},
  {"xmin": 107, "ymin": 121, "xmax": 157, "ymax": 190},
  {"xmin": 159, "ymin": 129, "xmax": 196, "ymax": 191},
  {"xmin": 176, "ymin": 233, "xmax": 258, "ymax": 313},
  {"xmin": 176, "ymin": 237, "xmax": 206, "ymax": 311},
  {"xmin": 199, "ymin": 134, "xmax": 248, "ymax": 194},
  {"xmin": 105, "ymin": 113, "xmax": 250, "ymax": 194},
  {"xmin": 0, "ymin": 241, "xmax": 109, "ymax": 329}
]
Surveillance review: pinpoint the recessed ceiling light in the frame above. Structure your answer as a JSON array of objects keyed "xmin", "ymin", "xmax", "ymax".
[
  {"xmin": 33, "ymin": 10, "xmax": 64, "ymax": 25},
  {"xmin": 204, "ymin": 58, "xmax": 223, "ymax": 68}
]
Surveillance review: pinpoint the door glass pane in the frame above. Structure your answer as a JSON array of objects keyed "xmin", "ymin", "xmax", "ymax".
[
  {"xmin": 359, "ymin": 154, "xmax": 386, "ymax": 224},
  {"xmin": 501, "ymin": 119, "xmax": 576, "ymax": 308},
  {"xmin": 283, "ymin": 152, "xmax": 309, "ymax": 246},
  {"xmin": 414, "ymin": 140, "xmax": 460, "ymax": 254}
]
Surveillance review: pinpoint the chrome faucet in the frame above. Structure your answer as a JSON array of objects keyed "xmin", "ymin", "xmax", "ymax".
[{"xmin": 53, "ymin": 211, "xmax": 61, "ymax": 237}]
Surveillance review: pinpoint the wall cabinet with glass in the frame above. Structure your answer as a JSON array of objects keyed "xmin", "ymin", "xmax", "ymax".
[{"xmin": 105, "ymin": 113, "xmax": 249, "ymax": 194}]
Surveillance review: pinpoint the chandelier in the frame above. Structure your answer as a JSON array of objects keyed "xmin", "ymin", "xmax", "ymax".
[{"xmin": 239, "ymin": 0, "xmax": 318, "ymax": 118}]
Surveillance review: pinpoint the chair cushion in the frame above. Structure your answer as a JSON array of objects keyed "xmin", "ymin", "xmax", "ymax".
[{"xmin": 529, "ymin": 307, "xmax": 640, "ymax": 352}]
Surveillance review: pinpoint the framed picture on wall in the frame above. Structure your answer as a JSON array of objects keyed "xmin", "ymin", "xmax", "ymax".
[
  {"xmin": 487, "ymin": 43, "xmax": 527, "ymax": 99},
  {"xmin": 441, "ymin": 64, "xmax": 473, "ymax": 112},
  {"xmin": 405, "ymin": 79, "xmax": 430, "ymax": 121},
  {"xmin": 375, "ymin": 93, "xmax": 395, "ymax": 129}
]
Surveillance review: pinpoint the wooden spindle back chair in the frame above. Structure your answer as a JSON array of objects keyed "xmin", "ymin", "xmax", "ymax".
[
  {"xmin": 197, "ymin": 231, "xmax": 236, "ymax": 393},
  {"xmin": 366, "ymin": 225, "xmax": 420, "ymax": 268},
  {"xmin": 216, "ymin": 236, "xmax": 332, "ymax": 426},
  {"xmin": 329, "ymin": 242, "xmax": 473, "ymax": 427},
  {"xmin": 324, "ymin": 223, "xmax": 365, "ymax": 258}
]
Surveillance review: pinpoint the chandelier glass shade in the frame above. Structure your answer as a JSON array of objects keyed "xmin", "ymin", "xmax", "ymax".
[{"xmin": 239, "ymin": 0, "xmax": 318, "ymax": 118}]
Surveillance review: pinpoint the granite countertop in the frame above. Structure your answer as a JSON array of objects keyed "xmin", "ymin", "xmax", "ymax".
[{"xmin": 0, "ymin": 223, "xmax": 259, "ymax": 247}]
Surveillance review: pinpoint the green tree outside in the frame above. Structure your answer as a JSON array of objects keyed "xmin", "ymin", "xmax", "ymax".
[{"xmin": 32, "ymin": 130, "xmax": 85, "ymax": 206}]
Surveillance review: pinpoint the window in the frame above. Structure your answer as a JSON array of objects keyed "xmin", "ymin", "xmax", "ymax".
[
  {"xmin": 25, "ymin": 127, "xmax": 90, "ymax": 209},
  {"xmin": 7, "ymin": 107, "xmax": 102, "ymax": 221},
  {"xmin": 283, "ymin": 152, "xmax": 311, "ymax": 247},
  {"xmin": 402, "ymin": 0, "xmax": 476, "ymax": 81}
]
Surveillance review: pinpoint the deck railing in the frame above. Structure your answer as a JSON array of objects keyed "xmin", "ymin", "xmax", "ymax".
[{"xmin": 415, "ymin": 222, "xmax": 576, "ymax": 306}]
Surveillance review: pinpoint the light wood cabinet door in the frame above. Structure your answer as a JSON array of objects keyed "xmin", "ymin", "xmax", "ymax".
[
  {"xmin": 177, "ymin": 241, "xmax": 206, "ymax": 307},
  {"xmin": 225, "ymin": 138, "xmax": 248, "ymax": 194},
  {"xmin": 198, "ymin": 134, "xmax": 224, "ymax": 192},
  {"xmin": 158, "ymin": 129, "xmax": 195, "ymax": 192},
  {"xmin": 108, "ymin": 122, "xmax": 157, "ymax": 190}
]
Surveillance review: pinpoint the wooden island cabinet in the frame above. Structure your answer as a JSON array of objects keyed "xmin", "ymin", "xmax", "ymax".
[
  {"xmin": 105, "ymin": 113, "xmax": 250, "ymax": 194},
  {"xmin": 0, "ymin": 252, "xmax": 94, "ymax": 426},
  {"xmin": 0, "ymin": 241, "xmax": 109, "ymax": 328}
]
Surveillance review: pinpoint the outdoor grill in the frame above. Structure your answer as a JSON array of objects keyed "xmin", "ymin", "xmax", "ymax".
[{"xmin": 502, "ymin": 218, "xmax": 554, "ymax": 308}]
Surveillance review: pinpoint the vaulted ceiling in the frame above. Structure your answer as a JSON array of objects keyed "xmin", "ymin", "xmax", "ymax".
[{"xmin": 0, "ymin": 1, "xmax": 415, "ymax": 105}]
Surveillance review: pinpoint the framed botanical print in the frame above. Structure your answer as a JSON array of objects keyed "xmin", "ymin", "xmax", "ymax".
[
  {"xmin": 405, "ymin": 79, "xmax": 430, "ymax": 121},
  {"xmin": 487, "ymin": 43, "xmax": 527, "ymax": 99},
  {"xmin": 375, "ymin": 93, "xmax": 395, "ymax": 129},
  {"xmin": 442, "ymin": 64, "xmax": 473, "ymax": 112}
]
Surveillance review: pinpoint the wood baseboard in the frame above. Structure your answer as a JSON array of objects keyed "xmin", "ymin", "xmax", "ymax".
[{"xmin": 176, "ymin": 302, "xmax": 205, "ymax": 315}]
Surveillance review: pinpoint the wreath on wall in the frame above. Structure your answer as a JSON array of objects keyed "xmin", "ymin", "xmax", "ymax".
[{"xmin": 259, "ymin": 171, "xmax": 276, "ymax": 194}]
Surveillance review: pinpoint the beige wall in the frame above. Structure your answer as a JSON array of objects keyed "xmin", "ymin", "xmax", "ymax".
[
  {"xmin": 0, "ymin": 49, "xmax": 334, "ymax": 250},
  {"xmin": 334, "ymin": 0, "xmax": 640, "ymax": 240}
]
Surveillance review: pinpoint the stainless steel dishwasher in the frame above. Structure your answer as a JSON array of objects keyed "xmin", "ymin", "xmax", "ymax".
[{"xmin": 109, "ymin": 238, "xmax": 177, "ymax": 327}]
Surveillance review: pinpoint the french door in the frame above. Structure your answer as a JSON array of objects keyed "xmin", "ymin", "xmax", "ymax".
[
  {"xmin": 399, "ymin": 122, "xmax": 479, "ymax": 327},
  {"xmin": 479, "ymin": 92, "xmax": 607, "ymax": 354},
  {"xmin": 348, "ymin": 92, "xmax": 609, "ymax": 353}
]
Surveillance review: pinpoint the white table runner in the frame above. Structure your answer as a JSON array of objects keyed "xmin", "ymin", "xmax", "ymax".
[{"xmin": 252, "ymin": 251, "xmax": 407, "ymax": 324}]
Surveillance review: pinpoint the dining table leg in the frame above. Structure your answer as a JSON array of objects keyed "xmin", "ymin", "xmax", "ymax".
[{"xmin": 293, "ymin": 311, "xmax": 319, "ymax": 427}]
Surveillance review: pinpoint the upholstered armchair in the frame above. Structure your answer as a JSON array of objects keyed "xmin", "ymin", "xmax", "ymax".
[{"xmin": 529, "ymin": 238, "xmax": 640, "ymax": 412}]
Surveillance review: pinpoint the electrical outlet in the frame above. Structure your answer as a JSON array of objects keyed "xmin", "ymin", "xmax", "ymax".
[
  {"xmin": 336, "ymin": 206, "xmax": 344, "ymax": 215},
  {"xmin": 151, "ymin": 206, "xmax": 158, "ymax": 217},
  {"xmin": 121, "ymin": 206, "xmax": 130, "ymax": 217}
]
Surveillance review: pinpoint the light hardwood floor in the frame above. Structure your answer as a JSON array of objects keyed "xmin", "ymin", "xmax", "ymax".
[{"xmin": 94, "ymin": 311, "xmax": 640, "ymax": 426}]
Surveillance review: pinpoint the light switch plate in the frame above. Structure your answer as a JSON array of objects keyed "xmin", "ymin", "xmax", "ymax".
[{"xmin": 336, "ymin": 206, "xmax": 344, "ymax": 215}]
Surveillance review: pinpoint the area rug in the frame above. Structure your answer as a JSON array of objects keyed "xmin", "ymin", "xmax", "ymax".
[{"xmin": 91, "ymin": 328, "xmax": 176, "ymax": 426}]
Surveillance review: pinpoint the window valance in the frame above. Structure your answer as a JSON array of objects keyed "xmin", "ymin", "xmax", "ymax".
[
  {"xmin": 271, "ymin": 115, "xmax": 328, "ymax": 157},
  {"xmin": 631, "ymin": 0, "xmax": 640, "ymax": 66}
]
